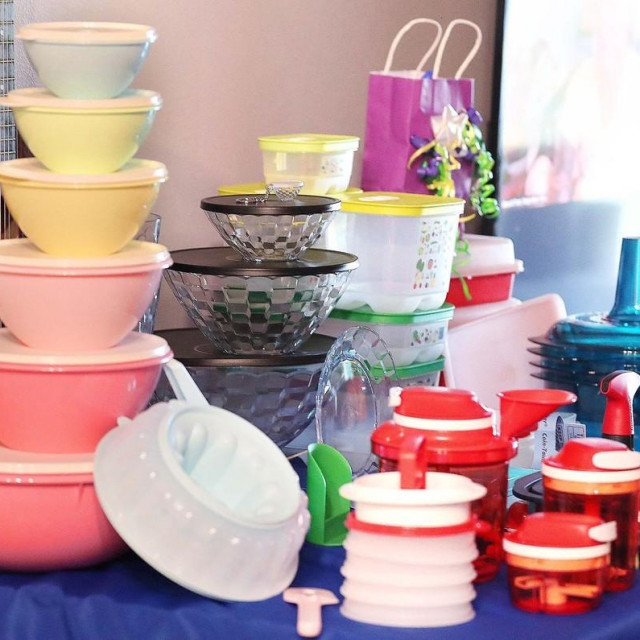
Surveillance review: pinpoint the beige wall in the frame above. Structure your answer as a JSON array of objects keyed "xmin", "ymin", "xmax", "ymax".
[{"xmin": 15, "ymin": 0, "xmax": 498, "ymax": 329}]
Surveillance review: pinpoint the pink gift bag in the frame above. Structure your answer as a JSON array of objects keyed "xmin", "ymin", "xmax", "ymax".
[{"xmin": 361, "ymin": 19, "xmax": 482, "ymax": 197}]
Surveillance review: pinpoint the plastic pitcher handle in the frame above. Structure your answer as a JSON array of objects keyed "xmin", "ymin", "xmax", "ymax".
[
  {"xmin": 399, "ymin": 433, "xmax": 428, "ymax": 489},
  {"xmin": 600, "ymin": 370, "xmax": 640, "ymax": 447},
  {"xmin": 383, "ymin": 18, "xmax": 443, "ymax": 73},
  {"xmin": 432, "ymin": 19, "xmax": 483, "ymax": 80},
  {"xmin": 162, "ymin": 359, "xmax": 209, "ymax": 407}
]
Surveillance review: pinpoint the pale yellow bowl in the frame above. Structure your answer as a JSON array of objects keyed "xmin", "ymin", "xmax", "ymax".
[
  {"xmin": 1, "ymin": 88, "xmax": 161, "ymax": 174},
  {"xmin": 0, "ymin": 159, "xmax": 168, "ymax": 257}
]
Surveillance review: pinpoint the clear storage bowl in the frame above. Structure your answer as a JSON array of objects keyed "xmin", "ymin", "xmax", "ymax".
[
  {"xmin": 318, "ymin": 192, "xmax": 464, "ymax": 313},
  {"xmin": 201, "ymin": 194, "xmax": 341, "ymax": 262},
  {"xmin": 18, "ymin": 22, "xmax": 157, "ymax": 99},
  {"xmin": 0, "ymin": 446, "xmax": 126, "ymax": 571},
  {"xmin": 0, "ymin": 159, "xmax": 167, "ymax": 257},
  {"xmin": 0, "ymin": 88, "xmax": 161, "ymax": 174},
  {"xmin": 153, "ymin": 330, "xmax": 334, "ymax": 447},
  {"xmin": 165, "ymin": 247, "xmax": 358, "ymax": 354},
  {"xmin": 321, "ymin": 303, "xmax": 453, "ymax": 366},
  {"xmin": 258, "ymin": 134, "xmax": 359, "ymax": 195}
]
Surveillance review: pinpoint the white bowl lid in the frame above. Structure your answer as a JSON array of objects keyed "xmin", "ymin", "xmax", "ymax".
[
  {"xmin": 0, "ymin": 445, "xmax": 93, "ymax": 475},
  {"xmin": 0, "ymin": 329, "xmax": 172, "ymax": 367},
  {"xmin": 0, "ymin": 239, "xmax": 171, "ymax": 273},
  {"xmin": 0, "ymin": 158, "xmax": 168, "ymax": 185},
  {"xmin": 0, "ymin": 87, "xmax": 162, "ymax": 110},
  {"xmin": 18, "ymin": 21, "xmax": 158, "ymax": 45}
]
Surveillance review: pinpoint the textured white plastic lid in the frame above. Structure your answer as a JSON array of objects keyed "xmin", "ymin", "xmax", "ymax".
[
  {"xmin": 0, "ymin": 445, "xmax": 93, "ymax": 475},
  {"xmin": 0, "ymin": 158, "xmax": 168, "ymax": 185},
  {"xmin": 0, "ymin": 87, "xmax": 162, "ymax": 110},
  {"xmin": 0, "ymin": 329, "xmax": 171, "ymax": 367},
  {"xmin": 18, "ymin": 22, "xmax": 158, "ymax": 45},
  {"xmin": 0, "ymin": 239, "xmax": 171, "ymax": 273}
]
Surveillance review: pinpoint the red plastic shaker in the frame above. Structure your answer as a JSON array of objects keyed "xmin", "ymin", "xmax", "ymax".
[
  {"xmin": 542, "ymin": 438, "xmax": 640, "ymax": 592},
  {"xmin": 504, "ymin": 512, "xmax": 616, "ymax": 614},
  {"xmin": 371, "ymin": 386, "xmax": 576, "ymax": 582}
]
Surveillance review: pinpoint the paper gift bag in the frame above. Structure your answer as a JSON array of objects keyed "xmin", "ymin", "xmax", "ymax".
[{"xmin": 361, "ymin": 19, "xmax": 482, "ymax": 198}]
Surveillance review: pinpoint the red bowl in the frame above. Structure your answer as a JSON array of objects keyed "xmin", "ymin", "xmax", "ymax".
[{"xmin": 447, "ymin": 272, "xmax": 517, "ymax": 307}]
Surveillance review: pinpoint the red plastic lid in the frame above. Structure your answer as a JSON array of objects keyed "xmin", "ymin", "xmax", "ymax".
[
  {"xmin": 543, "ymin": 437, "xmax": 640, "ymax": 473},
  {"xmin": 504, "ymin": 512, "xmax": 616, "ymax": 560},
  {"xmin": 390, "ymin": 387, "xmax": 493, "ymax": 425},
  {"xmin": 371, "ymin": 422, "xmax": 516, "ymax": 465},
  {"xmin": 345, "ymin": 512, "xmax": 475, "ymax": 538}
]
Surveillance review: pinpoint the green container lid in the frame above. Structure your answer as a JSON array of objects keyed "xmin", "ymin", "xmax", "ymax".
[
  {"xmin": 329, "ymin": 303, "xmax": 454, "ymax": 325},
  {"xmin": 395, "ymin": 356, "xmax": 445, "ymax": 380}
]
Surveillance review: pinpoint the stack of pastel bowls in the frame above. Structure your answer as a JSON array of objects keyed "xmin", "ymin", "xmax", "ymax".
[
  {"xmin": 318, "ymin": 192, "xmax": 464, "ymax": 388},
  {"xmin": 0, "ymin": 21, "xmax": 173, "ymax": 571},
  {"xmin": 160, "ymin": 186, "xmax": 358, "ymax": 447}
]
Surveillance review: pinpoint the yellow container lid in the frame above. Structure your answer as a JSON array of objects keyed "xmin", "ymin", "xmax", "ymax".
[
  {"xmin": 339, "ymin": 192, "xmax": 464, "ymax": 217},
  {"xmin": 257, "ymin": 134, "xmax": 360, "ymax": 153},
  {"xmin": 217, "ymin": 182, "xmax": 363, "ymax": 198}
]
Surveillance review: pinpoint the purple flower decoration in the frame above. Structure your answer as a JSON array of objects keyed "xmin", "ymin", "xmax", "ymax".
[
  {"xmin": 466, "ymin": 107, "xmax": 483, "ymax": 126},
  {"xmin": 417, "ymin": 156, "xmax": 441, "ymax": 178},
  {"xmin": 410, "ymin": 134, "xmax": 428, "ymax": 149}
]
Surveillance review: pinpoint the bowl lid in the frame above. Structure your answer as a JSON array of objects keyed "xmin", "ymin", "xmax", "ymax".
[
  {"xmin": 201, "ymin": 193, "xmax": 341, "ymax": 216},
  {"xmin": 217, "ymin": 183, "xmax": 363, "ymax": 198},
  {"xmin": 0, "ymin": 239, "xmax": 171, "ymax": 274},
  {"xmin": 395, "ymin": 356, "xmax": 445, "ymax": 380},
  {"xmin": 257, "ymin": 133, "xmax": 360, "ymax": 153},
  {"xmin": 339, "ymin": 192, "xmax": 464, "ymax": 217},
  {"xmin": 0, "ymin": 158, "xmax": 168, "ymax": 185},
  {"xmin": 155, "ymin": 329, "xmax": 335, "ymax": 367},
  {"xmin": 0, "ymin": 445, "xmax": 93, "ymax": 475},
  {"xmin": 315, "ymin": 327, "xmax": 398, "ymax": 476},
  {"xmin": 0, "ymin": 87, "xmax": 162, "ymax": 110},
  {"xmin": 18, "ymin": 21, "xmax": 157, "ymax": 44},
  {"xmin": 168, "ymin": 247, "xmax": 358, "ymax": 276},
  {"xmin": 504, "ymin": 513, "xmax": 615, "ymax": 560},
  {"xmin": 0, "ymin": 329, "xmax": 172, "ymax": 367},
  {"xmin": 329, "ymin": 302, "xmax": 454, "ymax": 326}
]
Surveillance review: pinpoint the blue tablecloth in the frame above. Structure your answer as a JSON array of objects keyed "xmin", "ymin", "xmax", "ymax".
[{"xmin": 0, "ymin": 544, "xmax": 639, "ymax": 640}]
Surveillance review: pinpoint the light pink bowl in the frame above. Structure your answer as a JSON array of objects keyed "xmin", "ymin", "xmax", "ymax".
[
  {"xmin": 0, "ymin": 330, "xmax": 172, "ymax": 453},
  {"xmin": 0, "ymin": 447, "xmax": 127, "ymax": 571},
  {"xmin": 0, "ymin": 239, "xmax": 172, "ymax": 351}
]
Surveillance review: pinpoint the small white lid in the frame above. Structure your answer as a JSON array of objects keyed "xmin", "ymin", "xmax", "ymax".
[
  {"xmin": 0, "ymin": 239, "xmax": 171, "ymax": 274},
  {"xmin": 0, "ymin": 158, "xmax": 168, "ymax": 185},
  {"xmin": 18, "ymin": 22, "xmax": 157, "ymax": 45},
  {"xmin": 0, "ymin": 87, "xmax": 162, "ymax": 110},
  {"xmin": 0, "ymin": 329, "xmax": 171, "ymax": 367},
  {"xmin": 453, "ymin": 234, "xmax": 524, "ymax": 277},
  {"xmin": 0, "ymin": 445, "xmax": 93, "ymax": 475}
]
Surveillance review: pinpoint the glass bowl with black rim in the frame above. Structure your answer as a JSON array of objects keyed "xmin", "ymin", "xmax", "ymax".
[{"xmin": 164, "ymin": 247, "xmax": 358, "ymax": 354}]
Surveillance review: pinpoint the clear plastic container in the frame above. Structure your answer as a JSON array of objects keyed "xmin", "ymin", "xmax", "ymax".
[
  {"xmin": 321, "ymin": 304, "xmax": 453, "ymax": 366},
  {"xmin": 318, "ymin": 192, "xmax": 463, "ymax": 313},
  {"xmin": 258, "ymin": 134, "xmax": 359, "ymax": 195}
]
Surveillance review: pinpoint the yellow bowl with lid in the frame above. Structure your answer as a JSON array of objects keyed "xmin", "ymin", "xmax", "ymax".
[
  {"xmin": 0, "ymin": 88, "xmax": 161, "ymax": 173},
  {"xmin": 257, "ymin": 134, "xmax": 359, "ymax": 196},
  {"xmin": 317, "ymin": 192, "xmax": 464, "ymax": 313},
  {"xmin": 0, "ymin": 158, "xmax": 167, "ymax": 257}
]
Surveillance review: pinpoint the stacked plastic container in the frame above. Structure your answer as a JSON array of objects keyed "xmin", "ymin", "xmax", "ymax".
[
  {"xmin": 0, "ymin": 22, "xmax": 173, "ymax": 571},
  {"xmin": 318, "ymin": 192, "xmax": 463, "ymax": 388},
  {"xmin": 338, "ymin": 449, "xmax": 486, "ymax": 628}
]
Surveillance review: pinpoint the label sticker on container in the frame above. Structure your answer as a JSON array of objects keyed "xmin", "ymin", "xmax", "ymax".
[{"xmin": 532, "ymin": 412, "xmax": 585, "ymax": 469}]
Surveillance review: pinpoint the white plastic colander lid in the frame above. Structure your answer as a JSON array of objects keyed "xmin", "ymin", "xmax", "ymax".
[
  {"xmin": 0, "ymin": 239, "xmax": 171, "ymax": 275},
  {"xmin": 0, "ymin": 329, "xmax": 172, "ymax": 367},
  {"xmin": 0, "ymin": 158, "xmax": 168, "ymax": 185},
  {"xmin": 18, "ymin": 21, "xmax": 157, "ymax": 45},
  {"xmin": 0, "ymin": 446, "xmax": 93, "ymax": 475},
  {"xmin": 0, "ymin": 87, "xmax": 162, "ymax": 110}
]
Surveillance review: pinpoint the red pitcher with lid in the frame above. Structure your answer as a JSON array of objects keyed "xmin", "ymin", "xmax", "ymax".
[
  {"xmin": 371, "ymin": 386, "xmax": 576, "ymax": 582},
  {"xmin": 542, "ymin": 437, "xmax": 640, "ymax": 592}
]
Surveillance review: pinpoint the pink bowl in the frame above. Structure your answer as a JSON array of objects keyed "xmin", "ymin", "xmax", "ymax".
[
  {"xmin": 0, "ymin": 330, "xmax": 172, "ymax": 453},
  {"xmin": 0, "ymin": 447, "xmax": 126, "ymax": 571},
  {"xmin": 0, "ymin": 239, "xmax": 172, "ymax": 351}
]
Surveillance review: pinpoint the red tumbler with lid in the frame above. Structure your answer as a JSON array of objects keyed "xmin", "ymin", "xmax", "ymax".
[
  {"xmin": 504, "ymin": 512, "xmax": 616, "ymax": 614},
  {"xmin": 542, "ymin": 437, "xmax": 640, "ymax": 592},
  {"xmin": 371, "ymin": 386, "xmax": 576, "ymax": 582}
]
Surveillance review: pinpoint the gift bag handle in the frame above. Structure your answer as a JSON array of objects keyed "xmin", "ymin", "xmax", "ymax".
[
  {"xmin": 383, "ymin": 18, "xmax": 443, "ymax": 73},
  {"xmin": 433, "ymin": 18, "xmax": 483, "ymax": 79}
]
